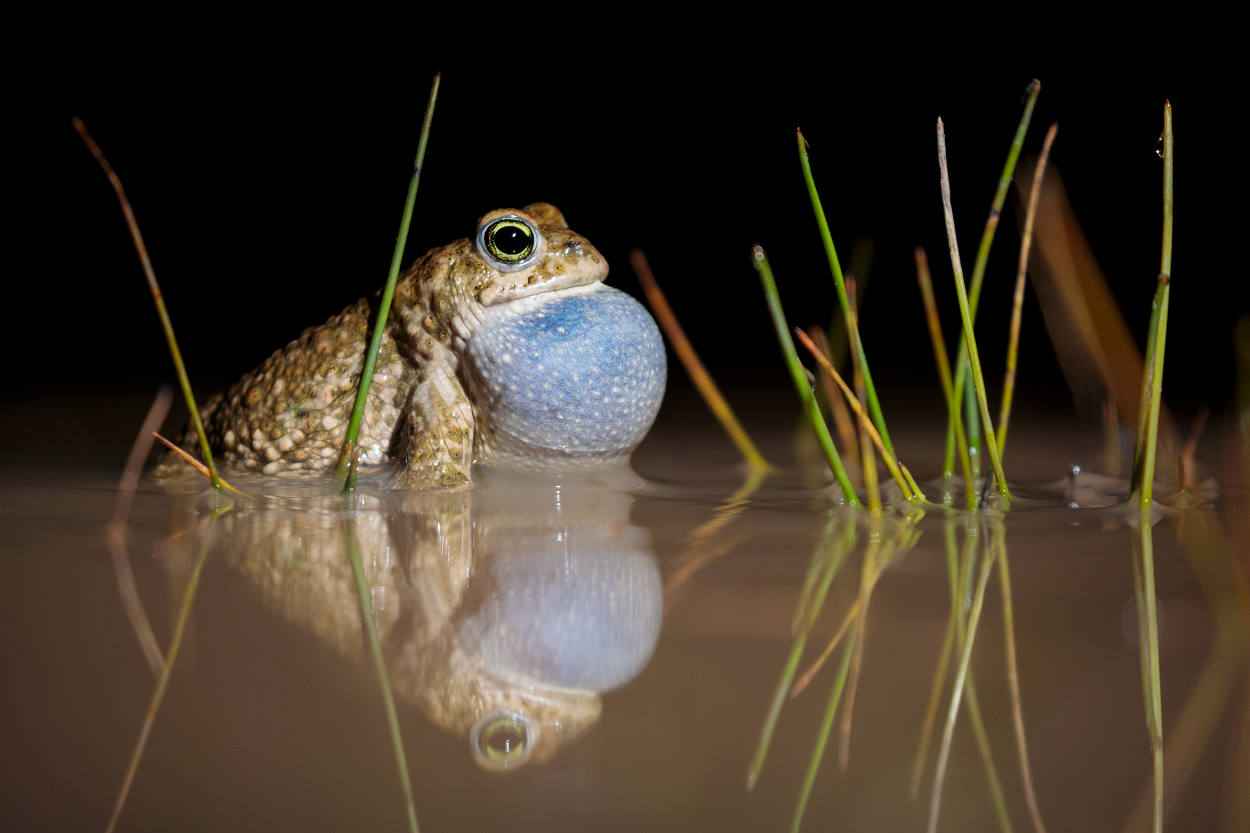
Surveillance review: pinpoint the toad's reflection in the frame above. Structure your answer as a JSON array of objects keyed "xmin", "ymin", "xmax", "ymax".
[{"xmin": 209, "ymin": 466, "xmax": 661, "ymax": 770}]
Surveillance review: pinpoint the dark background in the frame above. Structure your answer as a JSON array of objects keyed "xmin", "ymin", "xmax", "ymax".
[{"xmin": 12, "ymin": 27, "xmax": 1244, "ymax": 440}]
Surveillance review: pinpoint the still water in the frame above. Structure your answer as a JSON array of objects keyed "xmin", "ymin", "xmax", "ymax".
[{"xmin": 0, "ymin": 406, "xmax": 1242, "ymax": 832}]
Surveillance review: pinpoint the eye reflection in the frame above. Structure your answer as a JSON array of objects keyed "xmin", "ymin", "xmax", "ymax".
[{"xmin": 471, "ymin": 713, "xmax": 532, "ymax": 770}]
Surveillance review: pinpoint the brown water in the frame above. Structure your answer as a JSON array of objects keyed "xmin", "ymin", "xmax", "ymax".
[{"xmin": 0, "ymin": 407, "xmax": 1244, "ymax": 832}]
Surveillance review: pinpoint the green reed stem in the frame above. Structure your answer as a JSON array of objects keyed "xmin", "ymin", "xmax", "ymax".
[
  {"xmin": 802, "ymin": 522, "xmax": 857, "ymax": 637},
  {"xmin": 792, "ymin": 529, "xmax": 832, "ymax": 635},
  {"xmin": 916, "ymin": 248, "xmax": 977, "ymax": 509},
  {"xmin": 751, "ymin": 631, "xmax": 810, "ymax": 791},
  {"xmin": 753, "ymin": 246, "xmax": 859, "ymax": 507},
  {"xmin": 341, "ymin": 73, "xmax": 440, "ymax": 489},
  {"xmin": 797, "ymin": 130, "xmax": 894, "ymax": 457},
  {"xmin": 1131, "ymin": 333, "xmax": 1161, "ymax": 492},
  {"xmin": 1129, "ymin": 99, "xmax": 1172, "ymax": 833},
  {"xmin": 1159, "ymin": 103, "xmax": 1174, "ymax": 288},
  {"xmin": 998, "ymin": 122, "xmax": 1058, "ymax": 455},
  {"xmin": 936, "ymin": 119, "xmax": 1012, "ymax": 506},
  {"xmin": 791, "ymin": 637, "xmax": 856, "ymax": 833},
  {"xmin": 74, "ymin": 118, "xmax": 224, "ymax": 493},
  {"xmin": 105, "ymin": 519, "xmax": 220, "ymax": 833},
  {"xmin": 749, "ymin": 520, "xmax": 855, "ymax": 790},
  {"xmin": 1131, "ymin": 513, "xmax": 1164, "ymax": 833},
  {"xmin": 345, "ymin": 496, "xmax": 420, "ymax": 833},
  {"xmin": 965, "ymin": 375, "xmax": 983, "ymax": 488},
  {"xmin": 928, "ymin": 524, "xmax": 1000, "ymax": 833},
  {"xmin": 1136, "ymin": 105, "xmax": 1174, "ymax": 507},
  {"xmin": 900, "ymin": 464, "xmax": 928, "ymax": 506},
  {"xmin": 942, "ymin": 81, "xmax": 1040, "ymax": 481}
]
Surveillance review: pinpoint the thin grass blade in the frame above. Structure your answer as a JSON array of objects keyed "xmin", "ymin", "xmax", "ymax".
[
  {"xmin": 108, "ymin": 387, "xmax": 174, "ymax": 679},
  {"xmin": 790, "ymin": 638, "xmax": 856, "ymax": 833},
  {"xmin": 797, "ymin": 130, "xmax": 895, "ymax": 456},
  {"xmin": 1122, "ymin": 510, "xmax": 1247, "ymax": 833},
  {"xmin": 341, "ymin": 73, "xmax": 441, "ymax": 489},
  {"xmin": 936, "ymin": 119, "xmax": 1012, "ymax": 505},
  {"xmin": 666, "ymin": 469, "xmax": 767, "ymax": 612},
  {"xmin": 915, "ymin": 248, "xmax": 977, "ymax": 508},
  {"xmin": 1129, "ymin": 103, "xmax": 1173, "ymax": 833},
  {"xmin": 105, "ymin": 521, "xmax": 219, "ymax": 833},
  {"xmin": 753, "ymin": 246, "xmax": 859, "ymax": 506},
  {"xmin": 953, "ymin": 526, "xmax": 1014, "ymax": 833},
  {"xmin": 73, "ymin": 118, "xmax": 224, "ymax": 492},
  {"xmin": 748, "ymin": 520, "xmax": 855, "ymax": 790},
  {"xmin": 927, "ymin": 527, "xmax": 1001, "ymax": 833},
  {"xmin": 997, "ymin": 533, "xmax": 1047, "ymax": 833},
  {"xmin": 808, "ymin": 326, "xmax": 860, "ymax": 473},
  {"xmin": 791, "ymin": 596, "xmax": 861, "ymax": 697},
  {"xmin": 795, "ymin": 329, "xmax": 912, "ymax": 501},
  {"xmin": 910, "ymin": 520, "xmax": 963, "ymax": 797},
  {"xmin": 941, "ymin": 81, "xmax": 1040, "ymax": 480},
  {"xmin": 998, "ymin": 122, "xmax": 1059, "ymax": 454},
  {"xmin": 838, "ymin": 533, "xmax": 888, "ymax": 769},
  {"xmin": 344, "ymin": 493, "xmax": 420, "ymax": 833},
  {"xmin": 151, "ymin": 433, "xmax": 246, "ymax": 495}
]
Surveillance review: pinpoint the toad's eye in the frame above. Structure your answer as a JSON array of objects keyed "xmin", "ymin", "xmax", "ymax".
[
  {"xmin": 484, "ymin": 220, "xmax": 535, "ymax": 263},
  {"xmin": 470, "ymin": 712, "xmax": 532, "ymax": 770}
]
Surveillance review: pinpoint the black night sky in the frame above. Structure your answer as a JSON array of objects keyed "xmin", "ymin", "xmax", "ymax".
[{"xmin": 12, "ymin": 24, "xmax": 1244, "ymax": 443}]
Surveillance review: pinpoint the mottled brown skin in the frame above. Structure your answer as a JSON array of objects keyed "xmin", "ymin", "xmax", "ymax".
[{"xmin": 171, "ymin": 203, "xmax": 606, "ymax": 489}]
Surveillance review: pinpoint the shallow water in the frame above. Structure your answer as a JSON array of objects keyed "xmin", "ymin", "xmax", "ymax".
[{"xmin": 0, "ymin": 415, "xmax": 1243, "ymax": 832}]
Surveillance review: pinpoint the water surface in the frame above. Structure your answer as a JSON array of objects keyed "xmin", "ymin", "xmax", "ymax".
[{"xmin": 0, "ymin": 413, "xmax": 1237, "ymax": 832}]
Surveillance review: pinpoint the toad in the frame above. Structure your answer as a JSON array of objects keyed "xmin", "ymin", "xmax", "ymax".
[{"xmin": 172, "ymin": 204, "xmax": 666, "ymax": 489}]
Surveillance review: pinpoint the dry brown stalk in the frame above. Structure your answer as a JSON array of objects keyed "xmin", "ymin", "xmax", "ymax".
[
  {"xmin": 630, "ymin": 248, "xmax": 770, "ymax": 472},
  {"xmin": 795, "ymin": 329, "xmax": 914, "ymax": 501},
  {"xmin": 107, "ymin": 388, "xmax": 174, "ymax": 678},
  {"xmin": 152, "ymin": 433, "xmax": 245, "ymax": 495},
  {"xmin": 808, "ymin": 325, "xmax": 861, "ymax": 478},
  {"xmin": 998, "ymin": 121, "xmax": 1059, "ymax": 453}
]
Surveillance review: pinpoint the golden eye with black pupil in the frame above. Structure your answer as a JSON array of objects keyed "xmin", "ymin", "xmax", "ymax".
[
  {"xmin": 485, "ymin": 220, "xmax": 534, "ymax": 263},
  {"xmin": 471, "ymin": 712, "xmax": 532, "ymax": 769}
]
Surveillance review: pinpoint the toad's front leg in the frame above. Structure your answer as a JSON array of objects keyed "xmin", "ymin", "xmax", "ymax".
[{"xmin": 393, "ymin": 346, "xmax": 476, "ymax": 490}]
